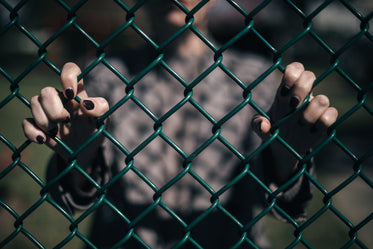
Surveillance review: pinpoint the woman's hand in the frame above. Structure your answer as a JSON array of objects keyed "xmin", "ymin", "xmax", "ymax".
[
  {"xmin": 22, "ymin": 62, "xmax": 109, "ymax": 168},
  {"xmin": 252, "ymin": 62, "xmax": 338, "ymax": 183}
]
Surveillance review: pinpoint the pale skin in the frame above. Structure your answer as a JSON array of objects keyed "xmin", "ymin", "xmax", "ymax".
[{"xmin": 22, "ymin": 0, "xmax": 338, "ymax": 187}]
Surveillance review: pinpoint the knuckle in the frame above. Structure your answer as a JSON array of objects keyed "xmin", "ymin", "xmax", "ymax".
[
  {"xmin": 287, "ymin": 62, "xmax": 304, "ymax": 72},
  {"xmin": 297, "ymin": 81, "xmax": 310, "ymax": 91},
  {"xmin": 64, "ymin": 62, "xmax": 75, "ymax": 68},
  {"xmin": 51, "ymin": 111, "xmax": 63, "ymax": 121},
  {"xmin": 285, "ymin": 70, "xmax": 300, "ymax": 81},
  {"xmin": 315, "ymin": 94, "xmax": 329, "ymax": 107},
  {"xmin": 34, "ymin": 117, "xmax": 48, "ymax": 130},
  {"xmin": 302, "ymin": 110, "xmax": 316, "ymax": 125},
  {"xmin": 284, "ymin": 62, "xmax": 305, "ymax": 83},
  {"xmin": 294, "ymin": 71, "xmax": 315, "ymax": 92},
  {"xmin": 329, "ymin": 106, "xmax": 338, "ymax": 115},
  {"xmin": 48, "ymin": 106, "xmax": 68, "ymax": 122},
  {"xmin": 40, "ymin": 87, "xmax": 57, "ymax": 98},
  {"xmin": 321, "ymin": 108, "xmax": 338, "ymax": 127},
  {"xmin": 63, "ymin": 62, "xmax": 79, "ymax": 70},
  {"xmin": 320, "ymin": 115, "xmax": 332, "ymax": 127},
  {"xmin": 302, "ymin": 70, "xmax": 316, "ymax": 81}
]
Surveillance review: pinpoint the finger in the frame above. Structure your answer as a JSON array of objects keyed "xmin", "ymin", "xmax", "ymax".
[
  {"xmin": 30, "ymin": 95, "xmax": 57, "ymax": 133},
  {"xmin": 22, "ymin": 118, "xmax": 47, "ymax": 144},
  {"xmin": 80, "ymin": 97, "xmax": 109, "ymax": 117},
  {"xmin": 61, "ymin": 62, "xmax": 85, "ymax": 100},
  {"xmin": 289, "ymin": 70, "xmax": 315, "ymax": 109},
  {"xmin": 252, "ymin": 115, "xmax": 272, "ymax": 137},
  {"xmin": 318, "ymin": 107, "xmax": 338, "ymax": 129},
  {"xmin": 301, "ymin": 94, "xmax": 330, "ymax": 125},
  {"xmin": 39, "ymin": 87, "xmax": 70, "ymax": 123},
  {"xmin": 279, "ymin": 62, "xmax": 304, "ymax": 98}
]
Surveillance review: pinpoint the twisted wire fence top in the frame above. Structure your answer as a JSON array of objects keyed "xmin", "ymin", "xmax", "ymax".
[{"xmin": 0, "ymin": 0, "xmax": 372, "ymax": 248}]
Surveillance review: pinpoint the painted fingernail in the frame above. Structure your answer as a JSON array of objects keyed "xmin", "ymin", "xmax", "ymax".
[
  {"xmin": 36, "ymin": 135, "xmax": 45, "ymax": 144},
  {"xmin": 83, "ymin": 100, "xmax": 94, "ymax": 110},
  {"xmin": 65, "ymin": 88, "xmax": 74, "ymax": 100},
  {"xmin": 280, "ymin": 84, "xmax": 291, "ymax": 96},
  {"xmin": 289, "ymin": 96, "xmax": 300, "ymax": 108}
]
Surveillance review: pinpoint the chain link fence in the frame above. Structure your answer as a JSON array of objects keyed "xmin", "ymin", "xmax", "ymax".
[{"xmin": 0, "ymin": 0, "xmax": 372, "ymax": 248}]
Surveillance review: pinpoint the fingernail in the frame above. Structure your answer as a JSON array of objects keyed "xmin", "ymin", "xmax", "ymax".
[
  {"xmin": 83, "ymin": 100, "xmax": 94, "ymax": 110},
  {"xmin": 289, "ymin": 96, "xmax": 300, "ymax": 108},
  {"xmin": 36, "ymin": 135, "xmax": 45, "ymax": 144},
  {"xmin": 65, "ymin": 88, "xmax": 74, "ymax": 100},
  {"xmin": 280, "ymin": 84, "xmax": 291, "ymax": 96}
]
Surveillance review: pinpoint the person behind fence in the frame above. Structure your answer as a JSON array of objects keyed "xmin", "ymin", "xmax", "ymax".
[{"xmin": 22, "ymin": 1, "xmax": 338, "ymax": 248}]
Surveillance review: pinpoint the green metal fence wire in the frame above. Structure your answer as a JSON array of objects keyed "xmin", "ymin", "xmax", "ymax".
[{"xmin": 0, "ymin": 0, "xmax": 372, "ymax": 248}]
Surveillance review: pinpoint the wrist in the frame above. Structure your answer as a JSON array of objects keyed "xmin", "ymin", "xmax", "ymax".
[
  {"xmin": 265, "ymin": 141, "xmax": 300, "ymax": 184},
  {"xmin": 55, "ymin": 146, "xmax": 107, "ymax": 191}
]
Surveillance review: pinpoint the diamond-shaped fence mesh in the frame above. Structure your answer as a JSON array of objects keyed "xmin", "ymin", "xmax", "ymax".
[{"xmin": 0, "ymin": 0, "xmax": 372, "ymax": 248}]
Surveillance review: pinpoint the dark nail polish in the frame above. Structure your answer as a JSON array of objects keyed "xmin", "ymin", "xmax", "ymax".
[
  {"xmin": 280, "ymin": 84, "xmax": 291, "ymax": 96},
  {"xmin": 36, "ymin": 135, "xmax": 45, "ymax": 144},
  {"xmin": 83, "ymin": 100, "xmax": 94, "ymax": 110},
  {"xmin": 65, "ymin": 88, "xmax": 74, "ymax": 100},
  {"xmin": 289, "ymin": 96, "xmax": 300, "ymax": 108}
]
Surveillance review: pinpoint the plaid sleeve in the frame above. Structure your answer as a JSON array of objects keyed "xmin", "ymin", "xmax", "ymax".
[
  {"xmin": 261, "ymin": 146, "xmax": 314, "ymax": 222},
  {"xmin": 46, "ymin": 147, "xmax": 109, "ymax": 214}
]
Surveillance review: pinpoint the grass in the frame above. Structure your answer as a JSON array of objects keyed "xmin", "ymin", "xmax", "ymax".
[
  {"xmin": 263, "ymin": 171, "xmax": 373, "ymax": 249},
  {"xmin": 0, "ymin": 67, "xmax": 93, "ymax": 249}
]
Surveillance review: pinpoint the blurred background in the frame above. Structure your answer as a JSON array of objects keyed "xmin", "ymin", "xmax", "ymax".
[{"xmin": 0, "ymin": 0, "xmax": 372, "ymax": 248}]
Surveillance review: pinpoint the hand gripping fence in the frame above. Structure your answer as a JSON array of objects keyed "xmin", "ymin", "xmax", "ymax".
[{"xmin": 0, "ymin": 0, "xmax": 372, "ymax": 248}]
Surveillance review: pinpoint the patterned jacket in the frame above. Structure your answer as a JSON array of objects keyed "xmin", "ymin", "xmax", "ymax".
[{"xmin": 48, "ymin": 49, "xmax": 314, "ymax": 249}]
